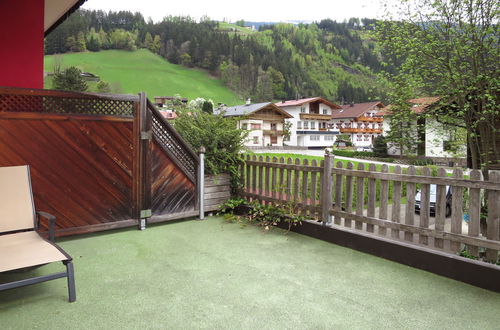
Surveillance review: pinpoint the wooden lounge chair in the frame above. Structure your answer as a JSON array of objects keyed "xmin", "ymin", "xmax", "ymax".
[{"xmin": 0, "ymin": 165, "xmax": 76, "ymax": 302}]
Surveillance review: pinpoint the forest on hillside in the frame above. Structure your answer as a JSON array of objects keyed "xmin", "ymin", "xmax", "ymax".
[{"xmin": 45, "ymin": 10, "xmax": 396, "ymax": 103}]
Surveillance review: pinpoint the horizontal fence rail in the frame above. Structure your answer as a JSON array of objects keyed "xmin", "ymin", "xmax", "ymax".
[{"xmin": 239, "ymin": 153, "xmax": 500, "ymax": 264}]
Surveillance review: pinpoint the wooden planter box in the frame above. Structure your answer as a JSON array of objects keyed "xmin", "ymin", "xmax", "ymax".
[{"xmin": 204, "ymin": 173, "xmax": 231, "ymax": 212}]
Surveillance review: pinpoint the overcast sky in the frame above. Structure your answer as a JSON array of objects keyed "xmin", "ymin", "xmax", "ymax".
[{"xmin": 82, "ymin": 0, "xmax": 387, "ymax": 23}]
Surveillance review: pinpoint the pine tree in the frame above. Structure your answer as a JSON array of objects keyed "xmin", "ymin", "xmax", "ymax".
[{"xmin": 52, "ymin": 67, "xmax": 88, "ymax": 92}]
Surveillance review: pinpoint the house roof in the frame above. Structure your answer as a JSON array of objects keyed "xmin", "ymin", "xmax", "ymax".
[
  {"xmin": 275, "ymin": 97, "xmax": 341, "ymax": 110},
  {"xmin": 382, "ymin": 97, "xmax": 440, "ymax": 116},
  {"xmin": 44, "ymin": 0, "xmax": 87, "ymax": 36},
  {"xmin": 216, "ymin": 102, "xmax": 293, "ymax": 118},
  {"xmin": 332, "ymin": 101, "xmax": 385, "ymax": 119},
  {"xmin": 160, "ymin": 110, "xmax": 178, "ymax": 120},
  {"xmin": 408, "ymin": 97, "xmax": 440, "ymax": 114}
]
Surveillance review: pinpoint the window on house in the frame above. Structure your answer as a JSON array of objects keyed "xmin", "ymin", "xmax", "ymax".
[
  {"xmin": 300, "ymin": 106, "xmax": 306, "ymax": 113},
  {"xmin": 241, "ymin": 123, "xmax": 248, "ymax": 130},
  {"xmin": 310, "ymin": 135, "xmax": 320, "ymax": 141},
  {"xmin": 253, "ymin": 136, "xmax": 259, "ymax": 144},
  {"xmin": 251, "ymin": 123, "xmax": 261, "ymax": 130},
  {"xmin": 310, "ymin": 121, "xmax": 316, "ymax": 129},
  {"xmin": 324, "ymin": 135, "xmax": 334, "ymax": 141},
  {"xmin": 297, "ymin": 121, "xmax": 302, "ymax": 129},
  {"xmin": 303, "ymin": 121, "xmax": 309, "ymax": 129},
  {"xmin": 323, "ymin": 109, "xmax": 328, "ymax": 115},
  {"xmin": 271, "ymin": 123, "xmax": 277, "ymax": 130},
  {"xmin": 270, "ymin": 136, "xmax": 278, "ymax": 144}
]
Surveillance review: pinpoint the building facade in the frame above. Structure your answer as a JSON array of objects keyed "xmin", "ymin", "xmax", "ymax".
[
  {"xmin": 383, "ymin": 97, "xmax": 467, "ymax": 158},
  {"xmin": 275, "ymin": 97, "xmax": 341, "ymax": 147},
  {"xmin": 331, "ymin": 102, "xmax": 385, "ymax": 147},
  {"xmin": 216, "ymin": 102, "xmax": 292, "ymax": 147}
]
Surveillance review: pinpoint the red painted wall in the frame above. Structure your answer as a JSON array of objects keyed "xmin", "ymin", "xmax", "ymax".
[{"xmin": 0, "ymin": 0, "xmax": 44, "ymax": 89}]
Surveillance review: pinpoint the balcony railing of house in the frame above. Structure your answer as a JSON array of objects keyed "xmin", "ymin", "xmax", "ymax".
[
  {"xmin": 299, "ymin": 113, "xmax": 332, "ymax": 120},
  {"xmin": 263, "ymin": 130, "xmax": 284, "ymax": 135},
  {"xmin": 340, "ymin": 128, "xmax": 382, "ymax": 134},
  {"xmin": 355, "ymin": 116, "xmax": 384, "ymax": 123}
]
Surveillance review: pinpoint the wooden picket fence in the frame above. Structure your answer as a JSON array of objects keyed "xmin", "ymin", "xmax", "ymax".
[{"xmin": 239, "ymin": 153, "xmax": 500, "ymax": 263}]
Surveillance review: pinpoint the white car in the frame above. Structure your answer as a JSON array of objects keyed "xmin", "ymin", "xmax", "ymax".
[{"xmin": 355, "ymin": 146, "xmax": 373, "ymax": 152}]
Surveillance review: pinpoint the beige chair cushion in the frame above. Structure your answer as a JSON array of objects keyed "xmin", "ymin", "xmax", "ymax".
[
  {"xmin": 0, "ymin": 165, "xmax": 36, "ymax": 232},
  {"xmin": 0, "ymin": 231, "xmax": 68, "ymax": 272}
]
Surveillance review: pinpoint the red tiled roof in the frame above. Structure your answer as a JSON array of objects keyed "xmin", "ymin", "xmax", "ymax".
[
  {"xmin": 160, "ymin": 110, "xmax": 178, "ymax": 119},
  {"xmin": 332, "ymin": 101, "xmax": 385, "ymax": 119},
  {"xmin": 275, "ymin": 97, "xmax": 341, "ymax": 109}
]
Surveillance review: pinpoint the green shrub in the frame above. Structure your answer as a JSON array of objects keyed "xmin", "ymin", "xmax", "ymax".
[
  {"xmin": 373, "ymin": 135, "xmax": 388, "ymax": 157},
  {"xmin": 408, "ymin": 158, "xmax": 434, "ymax": 166},
  {"xmin": 331, "ymin": 149, "xmax": 376, "ymax": 158},
  {"xmin": 172, "ymin": 108, "xmax": 248, "ymax": 191},
  {"xmin": 52, "ymin": 66, "xmax": 88, "ymax": 91}
]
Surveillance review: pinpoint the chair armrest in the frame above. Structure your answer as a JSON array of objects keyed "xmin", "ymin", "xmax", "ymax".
[{"xmin": 37, "ymin": 211, "xmax": 56, "ymax": 242}]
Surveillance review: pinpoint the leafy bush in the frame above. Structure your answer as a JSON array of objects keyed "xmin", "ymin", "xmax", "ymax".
[
  {"xmin": 217, "ymin": 197, "xmax": 248, "ymax": 215},
  {"xmin": 218, "ymin": 198, "xmax": 305, "ymax": 231},
  {"xmin": 172, "ymin": 108, "xmax": 248, "ymax": 190}
]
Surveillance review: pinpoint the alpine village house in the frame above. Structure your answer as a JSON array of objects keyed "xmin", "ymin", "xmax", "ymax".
[
  {"xmin": 216, "ymin": 101, "xmax": 293, "ymax": 147},
  {"xmin": 275, "ymin": 97, "xmax": 342, "ymax": 148},
  {"xmin": 331, "ymin": 101, "xmax": 385, "ymax": 147}
]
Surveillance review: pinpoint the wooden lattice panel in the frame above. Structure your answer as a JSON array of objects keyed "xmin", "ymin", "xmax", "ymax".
[
  {"xmin": 0, "ymin": 94, "xmax": 134, "ymax": 116},
  {"xmin": 152, "ymin": 113, "xmax": 197, "ymax": 181}
]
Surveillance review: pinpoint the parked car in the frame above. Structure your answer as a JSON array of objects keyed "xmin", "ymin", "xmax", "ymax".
[
  {"xmin": 355, "ymin": 146, "xmax": 373, "ymax": 152},
  {"xmin": 415, "ymin": 185, "xmax": 452, "ymax": 217}
]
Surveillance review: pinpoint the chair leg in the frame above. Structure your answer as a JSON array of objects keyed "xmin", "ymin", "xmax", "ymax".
[{"xmin": 64, "ymin": 260, "xmax": 76, "ymax": 302}]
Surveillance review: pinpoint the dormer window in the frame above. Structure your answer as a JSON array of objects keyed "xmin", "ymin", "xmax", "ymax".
[{"xmin": 300, "ymin": 106, "xmax": 306, "ymax": 113}]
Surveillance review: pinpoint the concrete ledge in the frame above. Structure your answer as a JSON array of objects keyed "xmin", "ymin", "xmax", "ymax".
[{"xmin": 279, "ymin": 220, "xmax": 500, "ymax": 292}]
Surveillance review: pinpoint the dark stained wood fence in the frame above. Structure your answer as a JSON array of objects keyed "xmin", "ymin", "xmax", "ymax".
[{"xmin": 0, "ymin": 87, "xmax": 199, "ymax": 236}]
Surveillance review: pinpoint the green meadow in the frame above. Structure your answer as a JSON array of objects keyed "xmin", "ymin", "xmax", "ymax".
[{"xmin": 44, "ymin": 49, "xmax": 242, "ymax": 105}]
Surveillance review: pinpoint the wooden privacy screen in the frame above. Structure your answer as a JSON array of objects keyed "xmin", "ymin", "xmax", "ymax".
[
  {"xmin": 151, "ymin": 141, "xmax": 196, "ymax": 216},
  {"xmin": 0, "ymin": 88, "xmax": 199, "ymax": 236},
  {"xmin": 0, "ymin": 114, "xmax": 134, "ymax": 234}
]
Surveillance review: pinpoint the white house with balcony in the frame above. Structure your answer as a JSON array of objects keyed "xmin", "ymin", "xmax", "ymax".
[
  {"xmin": 215, "ymin": 101, "xmax": 293, "ymax": 147},
  {"xmin": 331, "ymin": 101, "xmax": 385, "ymax": 147},
  {"xmin": 382, "ymin": 97, "xmax": 467, "ymax": 157},
  {"xmin": 275, "ymin": 97, "xmax": 342, "ymax": 147}
]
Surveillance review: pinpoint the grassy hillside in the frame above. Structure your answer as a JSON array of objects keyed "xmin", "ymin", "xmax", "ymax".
[{"xmin": 44, "ymin": 49, "xmax": 242, "ymax": 105}]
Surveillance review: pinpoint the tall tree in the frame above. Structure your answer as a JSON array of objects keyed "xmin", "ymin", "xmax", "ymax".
[
  {"xmin": 376, "ymin": 0, "xmax": 499, "ymax": 171},
  {"xmin": 384, "ymin": 76, "xmax": 420, "ymax": 158}
]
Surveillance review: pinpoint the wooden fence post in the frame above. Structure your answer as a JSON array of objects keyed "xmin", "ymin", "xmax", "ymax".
[
  {"xmin": 198, "ymin": 147, "xmax": 205, "ymax": 220},
  {"xmin": 485, "ymin": 170, "xmax": 500, "ymax": 262},
  {"xmin": 133, "ymin": 92, "xmax": 152, "ymax": 230},
  {"xmin": 321, "ymin": 150, "xmax": 334, "ymax": 225}
]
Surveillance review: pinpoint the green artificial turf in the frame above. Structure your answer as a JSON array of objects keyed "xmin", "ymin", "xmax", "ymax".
[
  {"xmin": 1, "ymin": 217, "xmax": 499, "ymax": 329},
  {"xmin": 44, "ymin": 49, "xmax": 242, "ymax": 105}
]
